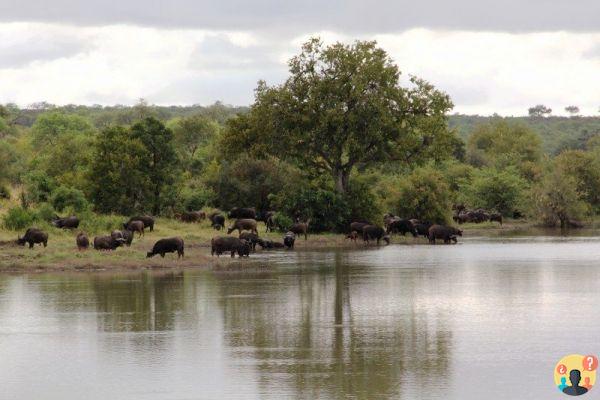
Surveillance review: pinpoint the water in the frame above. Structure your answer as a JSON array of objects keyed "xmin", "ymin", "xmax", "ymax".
[{"xmin": 1, "ymin": 236, "xmax": 599, "ymax": 399}]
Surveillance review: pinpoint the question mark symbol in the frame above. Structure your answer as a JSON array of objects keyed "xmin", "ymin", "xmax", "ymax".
[
  {"xmin": 557, "ymin": 364, "xmax": 567, "ymax": 374},
  {"xmin": 587, "ymin": 357, "xmax": 594, "ymax": 371}
]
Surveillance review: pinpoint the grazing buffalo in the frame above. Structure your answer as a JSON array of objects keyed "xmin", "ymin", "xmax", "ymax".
[
  {"xmin": 350, "ymin": 222, "xmax": 370, "ymax": 235},
  {"xmin": 76, "ymin": 232, "xmax": 89, "ymax": 250},
  {"xmin": 52, "ymin": 216, "xmax": 80, "ymax": 229},
  {"xmin": 239, "ymin": 232, "xmax": 262, "ymax": 251},
  {"xmin": 489, "ymin": 213, "xmax": 503, "ymax": 225},
  {"xmin": 289, "ymin": 220, "xmax": 309, "ymax": 240},
  {"xmin": 414, "ymin": 222, "xmax": 433, "ymax": 238},
  {"xmin": 284, "ymin": 231, "xmax": 296, "ymax": 249},
  {"xmin": 177, "ymin": 211, "xmax": 206, "ymax": 223},
  {"xmin": 211, "ymin": 237, "xmax": 251, "ymax": 257},
  {"xmin": 208, "ymin": 212, "xmax": 225, "ymax": 230},
  {"xmin": 127, "ymin": 216, "xmax": 154, "ymax": 232},
  {"xmin": 387, "ymin": 219, "xmax": 417, "ymax": 237},
  {"xmin": 428, "ymin": 225, "xmax": 463, "ymax": 244},
  {"xmin": 122, "ymin": 230, "xmax": 134, "ymax": 246},
  {"xmin": 111, "ymin": 230, "xmax": 124, "ymax": 240},
  {"xmin": 227, "ymin": 219, "xmax": 258, "ymax": 235},
  {"xmin": 93, "ymin": 235, "xmax": 126, "ymax": 250},
  {"xmin": 17, "ymin": 228, "xmax": 48, "ymax": 249},
  {"xmin": 123, "ymin": 220, "xmax": 144, "ymax": 237},
  {"xmin": 346, "ymin": 231, "xmax": 359, "ymax": 243},
  {"xmin": 147, "ymin": 237, "xmax": 184, "ymax": 259},
  {"xmin": 362, "ymin": 225, "xmax": 390, "ymax": 245},
  {"xmin": 228, "ymin": 207, "xmax": 256, "ymax": 220}
]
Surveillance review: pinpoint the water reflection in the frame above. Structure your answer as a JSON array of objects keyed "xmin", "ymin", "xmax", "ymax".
[{"xmin": 3, "ymin": 238, "xmax": 600, "ymax": 399}]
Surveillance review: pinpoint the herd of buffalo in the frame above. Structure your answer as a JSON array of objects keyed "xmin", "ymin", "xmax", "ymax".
[{"xmin": 13, "ymin": 205, "xmax": 504, "ymax": 259}]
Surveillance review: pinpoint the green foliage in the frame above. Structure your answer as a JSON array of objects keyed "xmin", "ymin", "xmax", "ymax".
[
  {"xmin": 3, "ymin": 206, "xmax": 36, "ymax": 230},
  {"xmin": 466, "ymin": 119, "xmax": 542, "ymax": 171},
  {"xmin": 0, "ymin": 184, "xmax": 10, "ymax": 199},
  {"xmin": 271, "ymin": 213, "xmax": 293, "ymax": 232},
  {"xmin": 529, "ymin": 166, "xmax": 589, "ymax": 227},
  {"xmin": 553, "ymin": 150, "xmax": 600, "ymax": 211},
  {"xmin": 170, "ymin": 114, "xmax": 219, "ymax": 165},
  {"xmin": 131, "ymin": 117, "xmax": 180, "ymax": 215},
  {"xmin": 221, "ymin": 37, "xmax": 455, "ymax": 193},
  {"xmin": 51, "ymin": 186, "xmax": 89, "ymax": 212},
  {"xmin": 380, "ymin": 167, "xmax": 452, "ymax": 224},
  {"xmin": 24, "ymin": 171, "xmax": 57, "ymax": 204},
  {"xmin": 35, "ymin": 203, "xmax": 57, "ymax": 222},
  {"xmin": 179, "ymin": 184, "xmax": 216, "ymax": 212},
  {"xmin": 31, "ymin": 112, "xmax": 95, "ymax": 149},
  {"xmin": 459, "ymin": 167, "xmax": 527, "ymax": 216}
]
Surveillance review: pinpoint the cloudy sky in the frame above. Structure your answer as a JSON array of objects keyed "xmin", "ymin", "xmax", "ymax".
[{"xmin": 0, "ymin": 0, "xmax": 599, "ymax": 115}]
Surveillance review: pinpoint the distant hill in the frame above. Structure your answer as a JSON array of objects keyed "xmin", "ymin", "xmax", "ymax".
[{"xmin": 449, "ymin": 114, "xmax": 600, "ymax": 155}]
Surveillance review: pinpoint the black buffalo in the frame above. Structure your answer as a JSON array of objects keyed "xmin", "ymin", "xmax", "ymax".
[
  {"xmin": 414, "ymin": 222, "xmax": 433, "ymax": 238},
  {"xmin": 362, "ymin": 225, "xmax": 390, "ymax": 245},
  {"xmin": 17, "ymin": 228, "xmax": 48, "ymax": 249},
  {"xmin": 350, "ymin": 222, "xmax": 370, "ymax": 235},
  {"xmin": 208, "ymin": 212, "xmax": 225, "ymax": 230},
  {"xmin": 76, "ymin": 232, "xmax": 89, "ymax": 250},
  {"xmin": 227, "ymin": 219, "xmax": 258, "ymax": 235},
  {"xmin": 93, "ymin": 235, "xmax": 126, "ymax": 250},
  {"xmin": 284, "ymin": 231, "xmax": 296, "ymax": 249},
  {"xmin": 239, "ymin": 232, "xmax": 262, "ymax": 251},
  {"xmin": 289, "ymin": 220, "xmax": 309, "ymax": 240},
  {"xmin": 123, "ymin": 220, "xmax": 144, "ymax": 237},
  {"xmin": 386, "ymin": 219, "xmax": 417, "ymax": 237},
  {"xmin": 127, "ymin": 216, "xmax": 154, "ymax": 231},
  {"xmin": 211, "ymin": 236, "xmax": 251, "ymax": 257},
  {"xmin": 147, "ymin": 237, "xmax": 184, "ymax": 258},
  {"xmin": 52, "ymin": 216, "xmax": 80, "ymax": 229},
  {"xmin": 428, "ymin": 225, "xmax": 463, "ymax": 244},
  {"xmin": 228, "ymin": 207, "xmax": 256, "ymax": 219}
]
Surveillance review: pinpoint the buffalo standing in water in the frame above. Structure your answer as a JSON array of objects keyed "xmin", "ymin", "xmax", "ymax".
[
  {"xmin": 362, "ymin": 225, "xmax": 390, "ymax": 245},
  {"xmin": 428, "ymin": 225, "xmax": 463, "ymax": 244},
  {"xmin": 289, "ymin": 220, "xmax": 310, "ymax": 240},
  {"xmin": 284, "ymin": 231, "xmax": 296, "ymax": 249},
  {"xmin": 147, "ymin": 237, "xmax": 184, "ymax": 259},
  {"xmin": 17, "ymin": 228, "xmax": 48, "ymax": 249},
  {"xmin": 386, "ymin": 219, "xmax": 417, "ymax": 237},
  {"xmin": 211, "ymin": 236, "xmax": 251, "ymax": 257}
]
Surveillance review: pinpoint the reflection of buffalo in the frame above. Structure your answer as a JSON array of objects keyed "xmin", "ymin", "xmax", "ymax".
[
  {"xmin": 428, "ymin": 225, "xmax": 462, "ymax": 244},
  {"xmin": 208, "ymin": 212, "xmax": 225, "ymax": 230},
  {"xmin": 52, "ymin": 216, "xmax": 79, "ymax": 229},
  {"xmin": 228, "ymin": 207, "xmax": 256, "ymax": 219},
  {"xmin": 76, "ymin": 232, "xmax": 89, "ymax": 250},
  {"xmin": 147, "ymin": 237, "xmax": 184, "ymax": 258},
  {"xmin": 93, "ymin": 235, "xmax": 125, "ymax": 250},
  {"xmin": 17, "ymin": 228, "xmax": 48, "ymax": 248},
  {"xmin": 362, "ymin": 225, "xmax": 390, "ymax": 245},
  {"xmin": 227, "ymin": 219, "xmax": 258, "ymax": 235},
  {"xmin": 211, "ymin": 236, "xmax": 251, "ymax": 257},
  {"xmin": 127, "ymin": 216, "xmax": 154, "ymax": 231},
  {"xmin": 387, "ymin": 219, "xmax": 417, "ymax": 237}
]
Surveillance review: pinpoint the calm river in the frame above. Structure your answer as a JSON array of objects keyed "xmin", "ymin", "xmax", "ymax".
[{"xmin": 1, "ymin": 236, "xmax": 599, "ymax": 399}]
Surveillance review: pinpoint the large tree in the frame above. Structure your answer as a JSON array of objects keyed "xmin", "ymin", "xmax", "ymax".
[{"xmin": 221, "ymin": 38, "xmax": 454, "ymax": 193}]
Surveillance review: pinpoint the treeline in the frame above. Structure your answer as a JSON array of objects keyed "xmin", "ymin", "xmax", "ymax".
[{"xmin": 1, "ymin": 38, "xmax": 599, "ymax": 232}]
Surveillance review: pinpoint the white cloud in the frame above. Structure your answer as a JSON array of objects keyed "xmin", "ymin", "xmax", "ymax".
[{"xmin": 0, "ymin": 23, "xmax": 598, "ymax": 115}]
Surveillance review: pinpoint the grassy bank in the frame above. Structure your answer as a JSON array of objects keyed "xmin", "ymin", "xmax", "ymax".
[{"xmin": 0, "ymin": 215, "xmax": 593, "ymax": 272}]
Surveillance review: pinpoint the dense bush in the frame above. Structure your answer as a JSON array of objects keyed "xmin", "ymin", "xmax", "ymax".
[
  {"xmin": 180, "ymin": 185, "xmax": 216, "ymax": 212},
  {"xmin": 3, "ymin": 207, "xmax": 36, "ymax": 230},
  {"xmin": 35, "ymin": 203, "xmax": 57, "ymax": 222},
  {"xmin": 0, "ymin": 184, "xmax": 10, "ymax": 199},
  {"xmin": 271, "ymin": 213, "xmax": 293, "ymax": 232},
  {"xmin": 24, "ymin": 171, "xmax": 57, "ymax": 204},
  {"xmin": 51, "ymin": 186, "xmax": 89, "ymax": 212}
]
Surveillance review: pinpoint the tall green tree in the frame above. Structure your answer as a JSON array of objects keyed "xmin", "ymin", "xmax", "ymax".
[
  {"xmin": 89, "ymin": 126, "xmax": 149, "ymax": 214},
  {"xmin": 221, "ymin": 38, "xmax": 454, "ymax": 194},
  {"xmin": 131, "ymin": 117, "xmax": 179, "ymax": 215}
]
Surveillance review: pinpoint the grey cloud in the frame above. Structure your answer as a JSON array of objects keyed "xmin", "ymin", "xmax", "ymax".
[
  {"xmin": 0, "ymin": 34, "xmax": 87, "ymax": 68},
  {"xmin": 0, "ymin": 0, "xmax": 599, "ymax": 33}
]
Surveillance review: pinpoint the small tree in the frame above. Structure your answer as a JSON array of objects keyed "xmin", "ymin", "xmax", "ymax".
[
  {"xmin": 460, "ymin": 167, "xmax": 526, "ymax": 216},
  {"xmin": 528, "ymin": 104, "xmax": 552, "ymax": 117},
  {"xmin": 564, "ymin": 105, "xmax": 580, "ymax": 116}
]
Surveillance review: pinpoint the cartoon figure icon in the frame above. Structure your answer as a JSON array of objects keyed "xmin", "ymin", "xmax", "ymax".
[
  {"xmin": 555, "ymin": 354, "xmax": 597, "ymax": 396},
  {"xmin": 563, "ymin": 370, "xmax": 588, "ymax": 396}
]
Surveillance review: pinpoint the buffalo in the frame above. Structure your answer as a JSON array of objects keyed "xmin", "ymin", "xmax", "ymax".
[
  {"xmin": 208, "ymin": 212, "xmax": 225, "ymax": 230},
  {"xmin": 211, "ymin": 236, "xmax": 251, "ymax": 257},
  {"xmin": 259, "ymin": 239, "xmax": 285, "ymax": 249},
  {"xmin": 17, "ymin": 228, "xmax": 48, "ymax": 249},
  {"xmin": 284, "ymin": 231, "xmax": 296, "ymax": 249},
  {"xmin": 228, "ymin": 207, "xmax": 256, "ymax": 220},
  {"xmin": 227, "ymin": 219, "xmax": 258, "ymax": 235},
  {"xmin": 52, "ymin": 215, "xmax": 79, "ymax": 229},
  {"xmin": 428, "ymin": 225, "xmax": 463, "ymax": 244},
  {"xmin": 147, "ymin": 237, "xmax": 184, "ymax": 259},
  {"xmin": 414, "ymin": 222, "xmax": 433, "ymax": 238},
  {"xmin": 387, "ymin": 219, "xmax": 417, "ymax": 237},
  {"xmin": 289, "ymin": 220, "xmax": 310, "ymax": 240},
  {"xmin": 265, "ymin": 215, "xmax": 275, "ymax": 232},
  {"xmin": 123, "ymin": 220, "xmax": 144, "ymax": 237},
  {"xmin": 489, "ymin": 213, "xmax": 503, "ymax": 225},
  {"xmin": 111, "ymin": 230, "xmax": 124, "ymax": 240},
  {"xmin": 345, "ymin": 231, "xmax": 359, "ymax": 243},
  {"xmin": 177, "ymin": 211, "xmax": 206, "ymax": 223},
  {"xmin": 122, "ymin": 230, "xmax": 134, "ymax": 246},
  {"xmin": 362, "ymin": 225, "xmax": 390, "ymax": 245},
  {"xmin": 93, "ymin": 235, "xmax": 126, "ymax": 250},
  {"xmin": 350, "ymin": 222, "xmax": 370, "ymax": 235},
  {"xmin": 127, "ymin": 216, "xmax": 154, "ymax": 232},
  {"xmin": 239, "ymin": 232, "xmax": 263, "ymax": 251},
  {"xmin": 76, "ymin": 232, "xmax": 89, "ymax": 250}
]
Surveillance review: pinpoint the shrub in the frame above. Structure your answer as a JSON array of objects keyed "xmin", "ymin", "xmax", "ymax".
[
  {"xmin": 51, "ymin": 186, "xmax": 89, "ymax": 212},
  {"xmin": 0, "ymin": 184, "xmax": 10, "ymax": 199},
  {"xmin": 182, "ymin": 186, "xmax": 216, "ymax": 211},
  {"xmin": 3, "ymin": 207, "xmax": 36, "ymax": 230},
  {"xmin": 24, "ymin": 171, "xmax": 56, "ymax": 204},
  {"xmin": 36, "ymin": 203, "xmax": 57, "ymax": 222},
  {"xmin": 271, "ymin": 213, "xmax": 293, "ymax": 232}
]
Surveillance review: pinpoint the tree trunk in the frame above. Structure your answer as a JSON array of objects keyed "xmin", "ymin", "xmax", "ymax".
[{"xmin": 334, "ymin": 169, "xmax": 350, "ymax": 194}]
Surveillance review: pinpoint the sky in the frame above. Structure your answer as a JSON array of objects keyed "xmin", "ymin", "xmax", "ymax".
[{"xmin": 0, "ymin": 1, "xmax": 599, "ymax": 115}]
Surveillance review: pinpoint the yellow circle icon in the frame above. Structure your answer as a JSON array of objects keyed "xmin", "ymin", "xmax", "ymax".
[{"xmin": 554, "ymin": 354, "xmax": 597, "ymax": 396}]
